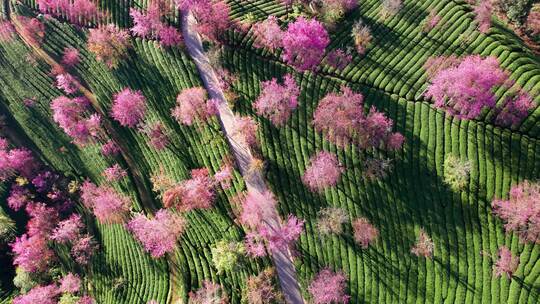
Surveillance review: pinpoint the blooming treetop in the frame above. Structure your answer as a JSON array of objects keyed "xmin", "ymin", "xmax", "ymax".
[
  {"xmin": 111, "ymin": 88, "xmax": 147, "ymax": 127},
  {"xmin": 282, "ymin": 17, "xmax": 330, "ymax": 71},
  {"xmin": 313, "ymin": 86, "xmax": 404, "ymax": 150},
  {"xmin": 127, "ymin": 209, "xmax": 186, "ymax": 258},
  {"xmin": 254, "ymin": 74, "xmax": 300, "ymax": 126},
  {"xmin": 302, "ymin": 151, "xmax": 343, "ymax": 192}
]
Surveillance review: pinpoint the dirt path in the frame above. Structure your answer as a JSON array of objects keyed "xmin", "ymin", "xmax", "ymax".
[{"xmin": 181, "ymin": 12, "xmax": 305, "ymax": 304}]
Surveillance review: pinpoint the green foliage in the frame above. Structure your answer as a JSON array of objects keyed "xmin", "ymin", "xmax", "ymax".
[
  {"xmin": 211, "ymin": 240, "xmax": 246, "ymax": 275},
  {"xmin": 0, "ymin": 212, "xmax": 16, "ymax": 243},
  {"xmin": 443, "ymin": 155, "xmax": 471, "ymax": 191},
  {"xmin": 498, "ymin": 0, "xmax": 534, "ymax": 24},
  {"xmin": 13, "ymin": 267, "xmax": 37, "ymax": 293},
  {"xmin": 58, "ymin": 293, "xmax": 80, "ymax": 304}
]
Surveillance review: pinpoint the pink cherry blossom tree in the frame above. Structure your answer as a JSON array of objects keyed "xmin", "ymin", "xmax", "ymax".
[
  {"xmin": 351, "ymin": 20, "xmax": 372, "ymax": 55},
  {"xmin": 71, "ymin": 234, "xmax": 98, "ymax": 265},
  {"xmin": 59, "ymin": 273, "xmax": 81, "ymax": 293},
  {"xmin": 13, "ymin": 284, "xmax": 59, "ymax": 304},
  {"xmin": 493, "ymin": 90, "xmax": 534, "ymax": 128},
  {"xmin": 172, "ymin": 87, "xmax": 217, "ymax": 126},
  {"xmin": 239, "ymin": 190, "xmax": 277, "ymax": 229},
  {"xmin": 7, "ymin": 186, "xmax": 31, "ymax": 211},
  {"xmin": 251, "ymin": 16, "xmax": 283, "ymax": 52},
  {"xmin": 80, "ymin": 181, "xmax": 131, "ymax": 223},
  {"xmin": 308, "ymin": 268, "xmax": 350, "ymax": 304},
  {"xmin": 492, "ymin": 180, "xmax": 540, "ymax": 243},
  {"xmin": 102, "ymin": 164, "xmax": 127, "ymax": 182},
  {"xmin": 163, "ymin": 168, "xmax": 215, "ymax": 211},
  {"xmin": 15, "ymin": 17, "xmax": 45, "ymax": 45},
  {"xmin": 61, "ymin": 47, "xmax": 80, "ymax": 67},
  {"xmin": 302, "ymin": 151, "xmax": 343, "ymax": 192},
  {"xmin": 379, "ymin": 0, "xmax": 402, "ymax": 19},
  {"xmin": 36, "ymin": 0, "xmax": 99, "ymax": 25},
  {"xmin": 257, "ymin": 215, "xmax": 304, "ymax": 251},
  {"xmin": 234, "ymin": 116, "xmax": 259, "ymax": 148},
  {"xmin": 188, "ymin": 280, "xmax": 228, "ymax": 303},
  {"xmin": 493, "ymin": 246, "xmax": 519, "ymax": 278},
  {"xmin": 425, "ymin": 55, "xmax": 509, "ymax": 120},
  {"xmin": 11, "ymin": 234, "xmax": 55, "ymax": 272},
  {"xmin": 110, "ymin": 88, "xmax": 146, "ymax": 128},
  {"xmin": 56, "ymin": 73, "xmax": 79, "ymax": 94},
  {"xmin": 140, "ymin": 122, "xmax": 170, "ymax": 150},
  {"xmin": 0, "ymin": 20, "xmax": 15, "ymax": 43},
  {"xmin": 51, "ymin": 214, "xmax": 84, "ymax": 243},
  {"xmin": 282, "ymin": 17, "xmax": 330, "ymax": 71},
  {"xmin": 1, "ymin": 141, "xmax": 38, "ymax": 181},
  {"xmin": 189, "ymin": 0, "xmax": 231, "ymax": 43},
  {"xmin": 474, "ymin": 0, "xmax": 493, "ymax": 33},
  {"xmin": 245, "ymin": 268, "xmax": 283, "ymax": 303},
  {"xmin": 352, "ymin": 217, "xmax": 379, "ymax": 248},
  {"xmin": 101, "ymin": 140, "xmax": 121, "ymax": 156},
  {"xmin": 313, "ymin": 86, "xmax": 404, "ymax": 150},
  {"xmin": 324, "ymin": 49, "xmax": 352, "ymax": 70},
  {"xmin": 25, "ymin": 202, "xmax": 59, "ymax": 237},
  {"xmin": 254, "ymin": 74, "xmax": 300, "ymax": 126},
  {"xmin": 51, "ymin": 96, "xmax": 101, "ymax": 145},
  {"xmin": 213, "ymin": 162, "xmax": 233, "ymax": 190},
  {"xmin": 411, "ymin": 228, "xmax": 434, "ymax": 258},
  {"xmin": 88, "ymin": 25, "xmax": 131, "ymax": 69},
  {"xmin": 127, "ymin": 209, "xmax": 186, "ymax": 258},
  {"xmin": 244, "ymin": 231, "xmax": 267, "ymax": 257}
]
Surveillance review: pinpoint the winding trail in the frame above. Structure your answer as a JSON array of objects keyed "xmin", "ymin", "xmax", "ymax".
[{"xmin": 181, "ymin": 11, "xmax": 305, "ymax": 304}]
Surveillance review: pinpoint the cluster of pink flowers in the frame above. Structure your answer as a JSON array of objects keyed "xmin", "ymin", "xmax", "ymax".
[
  {"xmin": 26, "ymin": 202, "xmax": 59, "ymax": 237},
  {"xmin": 493, "ymin": 246, "xmax": 519, "ymax": 278},
  {"xmin": 352, "ymin": 217, "xmax": 379, "ymax": 248},
  {"xmin": 213, "ymin": 162, "xmax": 233, "ymax": 190},
  {"xmin": 0, "ymin": 20, "xmax": 15, "ymax": 43},
  {"xmin": 111, "ymin": 88, "xmax": 147, "ymax": 127},
  {"xmin": 494, "ymin": 91, "xmax": 534, "ymax": 128},
  {"xmin": 324, "ymin": 49, "xmax": 352, "ymax": 71},
  {"xmin": 7, "ymin": 186, "xmax": 32, "ymax": 211},
  {"xmin": 239, "ymin": 190, "xmax": 277, "ymax": 229},
  {"xmin": 308, "ymin": 268, "xmax": 350, "ymax": 304},
  {"xmin": 172, "ymin": 87, "xmax": 216, "ymax": 126},
  {"xmin": 13, "ymin": 284, "xmax": 59, "ymax": 304},
  {"xmin": 492, "ymin": 180, "xmax": 540, "ymax": 243},
  {"xmin": 163, "ymin": 168, "xmax": 215, "ymax": 211},
  {"xmin": 59, "ymin": 273, "xmax": 81, "ymax": 293},
  {"xmin": 127, "ymin": 209, "xmax": 186, "ymax": 257},
  {"xmin": 188, "ymin": 0, "xmax": 231, "ymax": 43},
  {"xmin": 87, "ymin": 25, "xmax": 130, "ymax": 68},
  {"xmin": 101, "ymin": 140, "xmax": 121, "ymax": 156},
  {"xmin": 16, "ymin": 16, "xmax": 45, "ymax": 45},
  {"xmin": 234, "ymin": 116, "xmax": 258, "ymax": 148},
  {"xmin": 474, "ymin": 0, "xmax": 493, "ymax": 33},
  {"xmin": 0, "ymin": 139, "xmax": 37, "ymax": 181},
  {"xmin": 130, "ymin": 2, "xmax": 183, "ymax": 47},
  {"xmin": 56, "ymin": 73, "xmax": 79, "ymax": 94},
  {"xmin": 102, "ymin": 164, "xmax": 127, "ymax": 181},
  {"xmin": 51, "ymin": 214, "xmax": 84, "ymax": 243},
  {"xmin": 257, "ymin": 215, "xmax": 304, "ymax": 251},
  {"xmin": 282, "ymin": 17, "xmax": 330, "ymax": 71},
  {"xmin": 141, "ymin": 122, "xmax": 170, "ymax": 150},
  {"xmin": 80, "ymin": 180, "xmax": 131, "ymax": 223},
  {"xmin": 410, "ymin": 228, "xmax": 434, "ymax": 258},
  {"xmin": 188, "ymin": 280, "xmax": 228, "ymax": 303},
  {"xmin": 51, "ymin": 96, "xmax": 101, "ymax": 145},
  {"xmin": 11, "ymin": 234, "xmax": 55, "ymax": 273},
  {"xmin": 425, "ymin": 55, "xmax": 509, "ymax": 120},
  {"xmin": 61, "ymin": 47, "xmax": 80, "ymax": 67},
  {"xmin": 252, "ymin": 16, "xmax": 283, "ymax": 52},
  {"xmin": 238, "ymin": 190, "xmax": 304, "ymax": 256},
  {"xmin": 254, "ymin": 74, "xmax": 300, "ymax": 126},
  {"xmin": 313, "ymin": 86, "xmax": 404, "ymax": 150},
  {"xmin": 36, "ymin": 0, "xmax": 99, "ymax": 25},
  {"xmin": 302, "ymin": 151, "xmax": 343, "ymax": 192}
]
